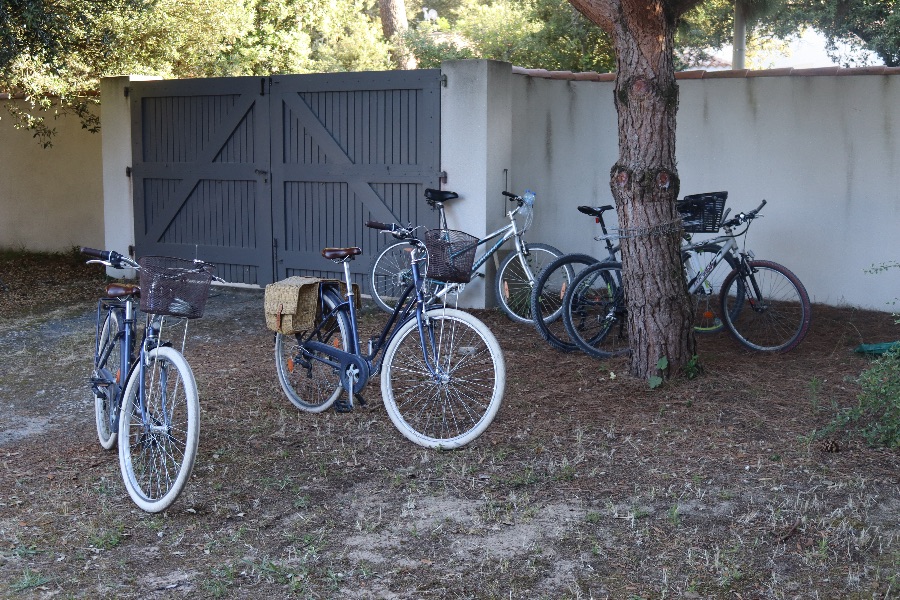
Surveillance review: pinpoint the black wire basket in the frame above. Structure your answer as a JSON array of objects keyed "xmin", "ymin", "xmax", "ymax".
[
  {"xmin": 677, "ymin": 192, "xmax": 728, "ymax": 233},
  {"xmin": 423, "ymin": 229, "xmax": 478, "ymax": 284},
  {"xmin": 138, "ymin": 256, "xmax": 214, "ymax": 319}
]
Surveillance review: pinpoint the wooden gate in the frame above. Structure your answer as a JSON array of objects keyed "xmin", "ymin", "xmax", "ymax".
[{"xmin": 130, "ymin": 70, "xmax": 441, "ymax": 286}]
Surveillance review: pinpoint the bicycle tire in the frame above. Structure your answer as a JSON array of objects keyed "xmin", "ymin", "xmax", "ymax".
[
  {"xmin": 683, "ymin": 244, "xmax": 743, "ymax": 334},
  {"xmin": 381, "ymin": 307, "xmax": 505, "ymax": 449},
  {"xmin": 275, "ymin": 288, "xmax": 351, "ymax": 412},
  {"xmin": 118, "ymin": 345, "xmax": 199, "ymax": 513},
  {"xmin": 368, "ymin": 241, "xmax": 416, "ymax": 313},
  {"xmin": 530, "ymin": 253, "xmax": 600, "ymax": 352},
  {"xmin": 495, "ymin": 243, "xmax": 564, "ymax": 324},
  {"xmin": 719, "ymin": 259, "xmax": 811, "ymax": 352},
  {"xmin": 94, "ymin": 309, "xmax": 124, "ymax": 450},
  {"xmin": 562, "ymin": 261, "xmax": 631, "ymax": 359}
]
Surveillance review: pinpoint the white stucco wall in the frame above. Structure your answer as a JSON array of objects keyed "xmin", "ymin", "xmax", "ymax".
[
  {"xmin": 475, "ymin": 63, "xmax": 900, "ymax": 312},
  {"xmin": 0, "ymin": 100, "xmax": 103, "ymax": 251},
  {"xmin": 440, "ymin": 60, "xmax": 515, "ymax": 307}
]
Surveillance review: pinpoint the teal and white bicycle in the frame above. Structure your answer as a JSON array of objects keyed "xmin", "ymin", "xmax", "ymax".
[{"xmin": 368, "ymin": 188, "xmax": 564, "ymax": 324}]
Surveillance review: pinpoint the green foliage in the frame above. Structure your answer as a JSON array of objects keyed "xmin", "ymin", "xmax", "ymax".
[
  {"xmin": 404, "ymin": 0, "xmax": 614, "ymax": 72},
  {"xmin": 677, "ymin": 0, "xmax": 797, "ymax": 69},
  {"xmin": 11, "ymin": 568, "xmax": 50, "ymax": 592},
  {"xmin": 2, "ymin": 0, "xmax": 390, "ymax": 145},
  {"xmin": 649, "ymin": 356, "xmax": 668, "ymax": 389},
  {"xmin": 683, "ymin": 354, "xmax": 703, "ymax": 379},
  {"xmin": 841, "ymin": 347, "xmax": 900, "ymax": 448},
  {"xmin": 821, "ymin": 260, "xmax": 900, "ymax": 448},
  {"xmin": 0, "ymin": 0, "xmax": 144, "ymax": 145},
  {"xmin": 774, "ymin": 1, "xmax": 900, "ymax": 67}
]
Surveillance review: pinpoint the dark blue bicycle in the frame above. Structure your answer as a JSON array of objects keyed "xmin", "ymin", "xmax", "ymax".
[
  {"xmin": 274, "ymin": 222, "xmax": 506, "ymax": 449},
  {"xmin": 83, "ymin": 248, "xmax": 214, "ymax": 512}
]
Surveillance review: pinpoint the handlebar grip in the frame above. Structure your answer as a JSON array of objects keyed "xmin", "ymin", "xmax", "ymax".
[
  {"xmin": 501, "ymin": 191, "xmax": 517, "ymax": 198},
  {"xmin": 79, "ymin": 247, "xmax": 110, "ymax": 260},
  {"xmin": 365, "ymin": 221, "xmax": 396, "ymax": 231}
]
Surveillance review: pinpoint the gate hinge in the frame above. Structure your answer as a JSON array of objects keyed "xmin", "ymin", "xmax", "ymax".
[
  {"xmin": 439, "ymin": 171, "xmax": 448, "ymax": 184},
  {"xmin": 124, "ymin": 86, "xmax": 130, "ymax": 98},
  {"xmin": 125, "ymin": 166, "xmax": 132, "ymax": 177},
  {"xmin": 440, "ymin": 74, "xmax": 448, "ymax": 87}
]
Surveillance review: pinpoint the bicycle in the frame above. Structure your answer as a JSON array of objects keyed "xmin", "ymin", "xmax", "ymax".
[
  {"xmin": 368, "ymin": 188, "xmax": 564, "ymax": 324},
  {"xmin": 530, "ymin": 194, "xmax": 744, "ymax": 353},
  {"xmin": 82, "ymin": 248, "xmax": 215, "ymax": 512},
  {"xmin": 562, "ymin": 198, "xmax": 811, "ymax": 358},
  {"xmin": 275, "ymin": 222, "xmax": 505, "ymax": 449}
]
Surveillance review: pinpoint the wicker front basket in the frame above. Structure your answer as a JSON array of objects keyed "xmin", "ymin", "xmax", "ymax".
[
  {"xmin": 424, "ymin": 229, "xmax": 478, "ymax": 284},
  {"xmin": 138, "ymin": 256, "xmax": 214, "ymax": 319}
]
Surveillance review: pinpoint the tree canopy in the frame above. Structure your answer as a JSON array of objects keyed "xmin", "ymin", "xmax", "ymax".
[
  {"xmin": 4, "ymin": 0, "xmax": 898, "ymax": 146},
  {"xmin": 1, "ymin": 0, "xmax": 392, "ymax": 144},
  {"xmin": 775, "ymin": 1, "xmax": 899, "ymax": 67}
]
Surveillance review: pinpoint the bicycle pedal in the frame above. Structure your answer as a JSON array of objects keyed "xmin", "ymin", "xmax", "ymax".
[{"xmin": 333, "ymin": 397, "xmax": 354, "ymax": 413}]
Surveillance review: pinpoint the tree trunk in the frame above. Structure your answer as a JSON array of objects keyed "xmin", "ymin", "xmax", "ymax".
[
  {"xmin": 733, "ymin": 1, "xmax": 748, "ymax": 69},
  {"xmin": 567, "ymin": 0, "xmax": 698, "ymax": 379},
  {"xmin": 379, "ymin": 0, "xmax": 417, "ymax": 70},
  {"xmin": 608, "ymin": 2, "xmax": 695, "ymax": 379}
]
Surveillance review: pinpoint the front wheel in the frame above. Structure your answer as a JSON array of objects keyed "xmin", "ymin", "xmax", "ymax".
[
  {"xmin": 562, "ymin": 262, "xmax": 630, "ymax": 359},
  {"xmin": 381, "ymin": 307, "xmax": 505, "ymax": 449},
  {"xmin": 118, "ymin": 346, "xmax": 200, "ymax": 513},
  {"xmin": 496, "ymin": 243, "xmax": 563, "ymax": 324},
  {"xmin": 720, "ymin": 260, "xmax": 811, "ymax": 352},
  {"xmin": 275, "ymin": 288, "xmax": 350, "ymax": 412},
  {"xmin": 530, "ymin": 253, "xmax": 600, "ymax": 352}
]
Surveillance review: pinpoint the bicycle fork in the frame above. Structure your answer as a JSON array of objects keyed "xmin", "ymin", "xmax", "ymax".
[
  {"xmin": 736, "ymin": 253, "xmax": 769, "ymax": 312},
  {"xmin": 138, "ymin": 318, "xmax": 175, "ymax": 439}
]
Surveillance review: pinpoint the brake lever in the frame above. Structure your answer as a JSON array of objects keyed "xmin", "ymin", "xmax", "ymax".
[{"xmin": 86, "ymin": 259, "xmax": 114, "ymax": 268}]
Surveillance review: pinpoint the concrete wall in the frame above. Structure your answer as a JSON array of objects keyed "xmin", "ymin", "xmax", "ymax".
[
  {"xmin": 442, "ymin": 61, "xmax": 900, "ymax": 311},
  {"xmin": 0, "ymin": 99, "xmax": 103, "ymax": 252}
]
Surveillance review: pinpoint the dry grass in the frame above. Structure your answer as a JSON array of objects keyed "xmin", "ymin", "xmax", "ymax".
[{"xmin": 1, "ymin": 252, "xmax": 898, "ymax": 598}]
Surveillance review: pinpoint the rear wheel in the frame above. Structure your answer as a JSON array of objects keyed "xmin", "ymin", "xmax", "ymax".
[
  {"xmin": 94, "ymin": 309, "xmax": 124, "ymax": 450},
  {"xmin": 530, "ymin": 253, "xmax": 600, "ymax": 352},
  {"xmin": 495, "ymin": 243, "xmax": 563, "ymax": 324},
  {"xmin": 275, "ymin": 289, "xmax": 350, "ymax": 412},
  {"xmin": 720, "ymin": 260, "xmax": 811, "ymax": 352}
]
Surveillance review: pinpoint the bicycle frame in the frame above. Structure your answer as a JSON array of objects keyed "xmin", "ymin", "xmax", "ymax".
[
  {"xmin": 300, "ymin": 241, "xmax": 447, "ymax": 394},
  {"xmin": 429, "ymin": 199, "xmax": 528, "ymax": 299},
  {"xmin": 94, "ymin": 292, "xmax": 190, "ymax": 436},
  {"xmin": 681, "ymin": 229, "xmax": 746, "ymax": 295},
  {"xmin": 93, "ymin": 298, "xmax": 136, "ymax": 432}
]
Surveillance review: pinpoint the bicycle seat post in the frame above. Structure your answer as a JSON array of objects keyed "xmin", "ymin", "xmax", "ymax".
[{"xmin": 434, "ymin": 201, "xmax": 448, "ymax": 230}]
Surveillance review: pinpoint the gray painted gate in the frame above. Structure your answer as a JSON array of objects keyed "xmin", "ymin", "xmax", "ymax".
[{"xmin": 130, "ymin": 70, "xmax": 442, "ymax": 286}]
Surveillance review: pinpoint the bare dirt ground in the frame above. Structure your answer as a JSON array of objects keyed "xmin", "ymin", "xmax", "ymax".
[{"xmin": 1, "ymin": 251, "xmax": 898, "ymax": 599}]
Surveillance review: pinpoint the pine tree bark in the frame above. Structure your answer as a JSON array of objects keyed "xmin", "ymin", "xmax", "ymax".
[
  {"xmin": 379, "ymin": 0, "xmax": 417, "ymax": 70},
  {"xmin": 567, "ymin": 0, "xmax": 702, "ymax": 379}
]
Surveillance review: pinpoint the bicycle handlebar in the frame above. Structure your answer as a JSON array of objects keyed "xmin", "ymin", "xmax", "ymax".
[
  {"xmin": 720, "ymin": 199, "xmax": 767, "ymax": 229},
  {"xmin": 365, "ymin": 221, "xmax": 415, "ymax": 240},
  {"xmin": 80, "ymin": 247, "xmax": 139, "ymax": 269}
]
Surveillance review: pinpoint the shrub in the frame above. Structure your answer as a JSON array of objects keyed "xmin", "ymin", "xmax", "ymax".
[{"xmin": 849, "ymin": 346, "xmax": 900, "ymax": 448}]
